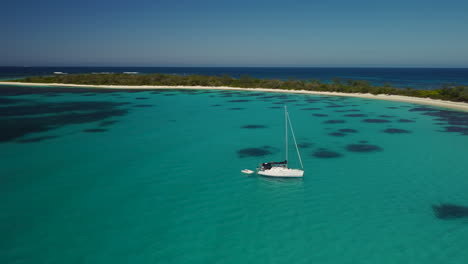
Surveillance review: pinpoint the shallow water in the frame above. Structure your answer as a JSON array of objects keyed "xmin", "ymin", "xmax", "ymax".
[{"xmin": 1, "ymin": 86, "xmax": 468, "ymax": 263}]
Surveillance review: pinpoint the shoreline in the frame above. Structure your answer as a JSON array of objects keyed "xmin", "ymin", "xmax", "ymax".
[{"xmin": 1, "ymin": 81, "xmax": 468, "ymax": 112}]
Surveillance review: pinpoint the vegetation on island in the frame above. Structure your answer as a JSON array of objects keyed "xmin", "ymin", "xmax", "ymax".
[{"xmin": 10, "ymin": 73, "xmax": 468, "ymax": 103}]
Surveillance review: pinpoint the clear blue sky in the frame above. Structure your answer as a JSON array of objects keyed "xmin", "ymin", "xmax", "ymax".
[{"xmin": 2, "ymin": 0, "xmax": 468, "ymax": 67}]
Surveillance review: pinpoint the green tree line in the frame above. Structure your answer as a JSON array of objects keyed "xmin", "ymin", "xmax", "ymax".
[{"xmin": 11, "ymin": 73, "xmax": 468, "ymax": 103}]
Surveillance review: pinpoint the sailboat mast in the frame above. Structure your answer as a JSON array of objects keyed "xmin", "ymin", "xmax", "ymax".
[{"xmin": 285, "ymin": 105, "xmax": 288, "ymax": 165}]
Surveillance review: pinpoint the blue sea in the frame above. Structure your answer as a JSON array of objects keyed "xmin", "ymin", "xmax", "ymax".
[
  {"xmin": 1, "ymin": 68, "xmax": 468, "ymax": 263},
  {"xmin": 1, "ymin": 66, "xmax": 468, "ymax": 89}
]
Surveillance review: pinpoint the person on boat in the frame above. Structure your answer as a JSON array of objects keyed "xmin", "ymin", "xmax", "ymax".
[{"xmin": 261, "ymin": 162, "xmax": 272, "ymax": 170}]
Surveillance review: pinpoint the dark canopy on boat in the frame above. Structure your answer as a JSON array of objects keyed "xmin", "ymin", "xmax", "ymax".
[{"xmin": 261, "ymin": 160, "xmax": 287, "ymax": 170}]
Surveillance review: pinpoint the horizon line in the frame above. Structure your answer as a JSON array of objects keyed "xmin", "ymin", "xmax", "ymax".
[{"xmin": 1, "ymin": 65, "xmax": 468, "ymax": 69}]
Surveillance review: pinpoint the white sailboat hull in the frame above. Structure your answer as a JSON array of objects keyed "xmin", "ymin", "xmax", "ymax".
[{"xmin": 257, "ymin": 167, "xmax": 304, "ymax": 177}]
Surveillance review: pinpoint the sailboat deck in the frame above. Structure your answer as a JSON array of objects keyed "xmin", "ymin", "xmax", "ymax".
[{"xmin": 257, "ymin": 166, "xmax": 304, "ymax": 177}]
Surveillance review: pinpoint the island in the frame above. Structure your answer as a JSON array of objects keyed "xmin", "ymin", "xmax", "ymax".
[{"xmin": 1, "ymin": 73, "xmax": 468, "ymax": 111}]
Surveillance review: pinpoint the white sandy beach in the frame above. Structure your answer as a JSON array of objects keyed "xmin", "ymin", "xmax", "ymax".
[{"xmin": 1, "ymin": 81, "xmax": 468, "ymax": 112}]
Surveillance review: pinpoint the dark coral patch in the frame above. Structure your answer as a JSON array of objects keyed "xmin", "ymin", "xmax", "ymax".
[
  {"xmin": 258, "ymin": 95, "xmax": 278, "ymax": 99},
  {"xmin": 387, "ymin": 107, "xmax": 398, "ymax": 109},
  {"xmin": 363, "ymin": 119, "xmax": 391, "ymax": 123},
  {"xmin": 443, "ymin": 126, "xmax": 468, "ymax": 135},
  {"xmin": 335, "ymin": 109, "xmax": 360, "ymax": 113},
  {"xmin": 219, "ymin": 91, "xmax": 241, "ymax": 96},
  {"xmin": 298, "ymin": 142, "xmax": 313, "ymax": 148},
  {"xmin": 0, "ymin": 101, "xmax": 128, "ymax": 117},
  {"xmin": 133, "ymin": 104, "xmax": 154, "ymax": 108},
  {"xmin": 312, "ymin": 149, "xmax": 342, "ymax": 158},
  {"xmin": 335, "ymin": 97, "xmax": 348, "ymax": 101},
  {"xmin": 178, "ymin": 90, "xmax": 200, "ymax": 95},
  {"xmin": 409, "ymin": 107, "xmax": 438, "ymax": 112},
  {"xmin": 398, "ymin": 119, "xmax": 415, "ymax": 123},
  {"xmin": 211, "ymin": 104, "xmax": 222, "ymax": 107},
  {"xmin": 323, "ymin": 120, "xmax": 346, "ymax": 124},
  {"xmin": 227, "ymin": 99, "xmax": 250, "ymax": 103},
  {"xmin": 409, "ymin": 108, "xmax": 468, "ymax": 135},
  {"xmin": 246, "ymin": 92, "xmax": 264, "ymax": 96},
  {"xmin": 235, "ymin": 93, "xmax": 257, "ymax": 97},
  {"xmin": 339, "ymin": 128, "xmax": 358, "ymax": 133},
  {"xmin": 83, "ymin": 128, "xmax": 108, "ymax": 133},
  {"xmin": 422, "ymin": 110, "xmax": 468, "ymax": 126},
  {"xmin": 99, "ymin": 120, "xmax": 118, "ymax": 127},
  {"xmin": 0, "ymin": 97, "xmax": 31, "ymax": 104},
  {"xmin": 16, "ymin": 135, "xmax": 59, "ymax": 143},
  {"xmin": 273, "ymin": 94, "xmax": 289, "ymax": 99},
  {"xmin": 301, "ymin": 107, "xmax": 321, "ymax": 110},
  {"xmin": 346, "ymin": 144, "xmax": 382, "ymax": 152},
  {"xmin": 328, "ymin": 132, "xmax": 346, "ymax": 137},
  {"xmin": 241, "ymin": 125, "xmax": 267, "ymax": 129},
  {"xmin": 432, "ymin": 204, "xmax": 468, "ymax": 219},
  {"xmin": 229, "ymin": 108, "xmax": 245, "ymax": 110},
  {"xmin": 42, "ymin": 93, "xmax": 62, "ymax": 97},
  {"xmin": 344, "ymin": 114, "xmax": 367, "ymax": 117},
  {"xmin": 312, "ymin": 113, "xmax": 328, "ymax": 117},
  {"xmin": 269, "ymin": 106, "xmax": 282, "ymax": 109},
  {"xmin": 379, "ymin": 115, "xmax": 394, "ymax": 118},
  {"xmin": 2, "ymin": 118, "xmax": 54, "ymax": 142},
  {"xmin": 136, "ymin": 97, "xmax": 149, "ymax": 100},
  {"xmin": 383, "ymin": 128, "xmax": 411, "ymax": 134},
  {"xmin": 0, "ymin": 101, "xmax": 128, "ymax": 142},
  {"xmin": 444, "ymin": 126, "xmax": 468, "ymax": 132},
  {"xmin": 237, "ymin": 147, "xmax": 274, "ymax": 158},
  {"xmin": 326, "ymin": 104, "xmax": 344, "ymax": 108}
]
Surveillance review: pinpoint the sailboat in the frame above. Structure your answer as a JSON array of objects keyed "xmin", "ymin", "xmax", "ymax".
[{"xmin": 257, "ymin": 106, "xmax": 304, "ymax": 177}]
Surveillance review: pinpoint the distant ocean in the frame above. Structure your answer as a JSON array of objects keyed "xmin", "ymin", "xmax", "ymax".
[{"xmin": 1, "ymin": 66, "xmax": 468, "ymax": 89}]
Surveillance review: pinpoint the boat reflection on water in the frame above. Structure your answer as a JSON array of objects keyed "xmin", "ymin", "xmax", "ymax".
[{"xmin": 256, "ymin": 174, "xmax": 304, "ymax": 189}]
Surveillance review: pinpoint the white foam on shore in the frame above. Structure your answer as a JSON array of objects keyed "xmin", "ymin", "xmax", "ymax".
[{"xmin": 1, "ymin": 81, "xmax": 468, "ymax": 112}]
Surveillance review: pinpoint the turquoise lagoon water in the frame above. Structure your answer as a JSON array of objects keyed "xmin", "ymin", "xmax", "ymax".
[{"xmin": 1, "ymin": 86, "xmax": 468, "ymax": 263}]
